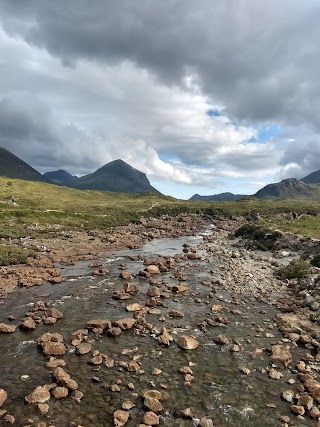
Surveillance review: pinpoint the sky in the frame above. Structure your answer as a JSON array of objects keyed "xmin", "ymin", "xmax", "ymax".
[{"xmin": 0, "ymin": 1, "xmax": 320, "ymax": 199}]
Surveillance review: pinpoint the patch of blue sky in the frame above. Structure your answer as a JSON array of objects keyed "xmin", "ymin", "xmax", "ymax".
[
  {"xmin": 206, "ymin": 108, "xmax": 220, "ymax": 117},
  {"xmin": 248, "ymin": 124, "xmax": 282, "ymax": 143},
  {"xmin": 159, "ymin": 152, "xmax": 181, "ymax": 162}
]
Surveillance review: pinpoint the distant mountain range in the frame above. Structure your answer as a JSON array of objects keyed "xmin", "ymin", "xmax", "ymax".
[
  {"xmin": 0, "ymin": 148, "xmax": 158, "ymax": 194},
  {"xmin": 190, "ymin": 192, "xmax": 245, "ymax": 201},
  {"xmin": 1, "ymin": 146, "xmax": 320, "ymax": 199},
  {"xmin": 190, "ymin": 174, "xmax": 320, "ymax": 201}
]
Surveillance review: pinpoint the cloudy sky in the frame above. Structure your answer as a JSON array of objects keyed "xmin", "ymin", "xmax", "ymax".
[{"xmin": 0, "ymin": 1, "xmax": 319, "ymax": 198}]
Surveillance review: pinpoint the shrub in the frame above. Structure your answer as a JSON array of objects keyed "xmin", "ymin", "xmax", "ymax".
[
  {"xmin": 0, "ymin": 245, "xmax": 36, "ymax": 266},
  {"xmin": 234, "ymin": 224, "xmax": 282, "ymax": 251},
  {"xmin": 276, "ymin": 259, "xmax": 310, "ymax": 280}
]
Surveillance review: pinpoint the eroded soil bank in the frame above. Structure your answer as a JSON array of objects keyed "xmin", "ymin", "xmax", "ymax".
[{"xmin": 0, "ymin": 216, "xmax": 320, "ymax": 427}]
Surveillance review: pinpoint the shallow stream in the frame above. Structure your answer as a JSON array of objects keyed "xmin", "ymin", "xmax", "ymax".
[{"xmin": 0, "ymin": 231, "xmax": 315, "ymax": 427}]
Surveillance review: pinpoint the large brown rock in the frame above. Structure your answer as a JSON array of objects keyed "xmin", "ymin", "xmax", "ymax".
[
  {"xmin": 145, "ymin": 265, "xmax": 160, "ymax": 275},
  {"xmin": 20, "ymin": 317, "xmax": 36, "ymax": 330},
  {"xmin": 123, "ymin": 282, "xmax": 139, "ymax": 294},
  {"xmin": 25, "ymin": 386, "xmax": 50, "ymax": 404},
  {"xmin": 270, "ymin": 344, "xmax": 292, "ymax": 367},
  {"xmin": 113, "ymin": 409, "xmax": 129, "ymax": 426},
  {"xmin": 0, "ymin": 323, "xmax": 16, "ymax": 333},
  {"xmin": 51, "ymin": 386, "xmax": 68, "ymax": 399},
  {"xmin": 45, "ymin": 307, "xmax": 63, "ymax": 319},
  {"xmin": 37, "ymin": 332, "xmax": 66, "ymax": 356},
  {"xmin": 113, "ymin": 318, "xmax": 136, "ymax": 330},
  {"xmin": 76, "ymin": 342, "xmax": 92, "ymax": 355},
  {"xmin": 144, "ymin": 397, "xmax": 163, "ymax": 413},
  {"xmin": 0, "ymin": 389, "xmax": 7, "ymax": 407},
  {"xmin": 86, "ymin": 319, "xmax": 111, "ymax": 330},
  {"xmin": 176, "ymin": 335, "xmax": 199, "ymax": 350},
  {"xmin": 52, "ymin": 367, "xmax": 78, "ymax": 391},
  {"xmin": 143, "ymin": 411, "xmax": 159, "ymax": 425}
]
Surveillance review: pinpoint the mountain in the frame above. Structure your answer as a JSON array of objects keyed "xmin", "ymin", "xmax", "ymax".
[
  {"xmin": 301, "ymin": 170, "xmax": 320, "ymax": 184},
  {"xmin": 0, "ymin": 147, "xmax": 46, "ymax": 182},
  {"xmin": 189, "ymin": 192, "xmax": 246, "ymax": 201},
  {"xmin": 72, "ymin": 159, "xmax": 159, "ymax": 193},
  {"xmin": 43, "ymin": 169, "xmax": 78, "ymax": 186},
  {"xmin": 254, "ymin": 178, "xmax": 320, "ymax": 199}
]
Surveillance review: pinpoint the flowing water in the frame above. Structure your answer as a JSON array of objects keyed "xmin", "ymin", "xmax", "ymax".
[{"xmin": 0, "ymin": 231, "xmax": 314, "ymax": 427}]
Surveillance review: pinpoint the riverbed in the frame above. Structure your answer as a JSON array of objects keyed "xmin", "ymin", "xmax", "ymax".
[{"xmin": 0, "ymin": 227, "xmax": 317, "ymax": 427}]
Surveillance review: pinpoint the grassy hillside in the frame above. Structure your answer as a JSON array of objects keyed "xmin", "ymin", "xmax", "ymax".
[{"xmin": 1, "ymin": 177, "xmax": 320, "ymax": 239}]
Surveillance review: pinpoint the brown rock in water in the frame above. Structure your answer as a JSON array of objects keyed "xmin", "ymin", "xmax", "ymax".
[
  {"xmin": 52, "ymin": 386, "xmax": 68, "ymax": 399},
  {"xmin": 123, "ymin": 282, "xmax": 139, "ymax": 294},
  {"xmin": 142, "ymin": 390, "xmax": 163, "ymax": 400},
  {"xmin": 176, "ymin": 335, "xmax": 199, "ymax": 350},
  {"xmin": 71, "ymin": 329, "xmax": 88, "ymax": 340},
  {"xmin": 113, "ymin": 289, "xmax": 131, "ymax": 300},
  {"xmin": 119, "ymin": 272, "xmax": 133, "ymax": 280},
  {"xmin": 45, "ymin": 307, "xmax": 63, "ymax": 319},
  {"xmin": 213, "ymin": 334, "xmax": 229, "ymax": 345},
  {"xmin": 172, "ymin": 283, "xmax": 188, "ymax": 293},
  {"xmin": 46, "ymin": 358, "xmax": 66, "ymax": 369},
  {"xmin": 25, "ymin": 386, "xmax": 50, "ymax": 404},
  {"xmin": 143, "ymin": 411, "xmax": 159, "ymax": 425},
  {"xmin": 20, "ymin": 317, "xmax": 36, "ymax": 330},
  {"xmin": 0, "ymin": 389, "xmax": 7, "ymax": 408},
  {"xmin": 126, "ymin": 303, "xmax": 144, "ymax": 312},
  {"xmin": 71, "ymin": 389, "xmax": 84, "ymax": 403},
  {"xmin": 86, "ymin": 319, "xmax": 111, "ymax": 330},
  {"xmin": 290, "ymin": 405, "xmax": 305, "ymax": 415},
  {"xmin": 271, "ymin": 344, "xmax": 292, "ymax": 367},
  {"xmin": 52, "ymin": 367, "xmax": 78, "ymax": 391},
  {"xmin": 0, "ymin": 323, "xmax": 16, "ymax": 333},
  {"xmin": 90, "ymin": 355, "xmax": 103, "ymax": 365},
  {"xmin": 113, "ymin": 318, "xmax": 136, "ymax": 330},
  {"xmin": 37, "ymin": 332, "xmax": 66, "ymax": 356},
  {"xmin": 122, "ymin": 400, "xmax": 135, "ymax": 410},
  {"xmin": 113, "ymin": 409, "xmax": 129, "ymax": 426},
  {"xmin": 147, "ymin": 287, "xmax": 161, "ymax": 297},
  {"xmin": 42, "ymin": 316, "xmax": 57, "ymax": 325},
  {"xmin": 3, "ymin": 414, "xmax": 15, "ymax": 424},
  {"xmin": 168, "ymin": 310, "xmax": 184, "ymax": 318},
  {"xmin": 145, "ymin": 265, "xmax": 160, "ymax": 274},
  {"xmin": 106, "ymin": 327, "xmax": 122, "ymax": 336},
  {"xmin": 144, "ymin": 397, "xmax": 163, "ymax": 413},
  {"xmin": 105, "ymin": 356, "xmax": 115, "ymax": 368},
  {"xmin": 76, "ymin": 342, "xmax": 92, "ymax": 355},
  {"xmin": 158, "ymin": 327, "xmax": 173, "ymax": 346}
]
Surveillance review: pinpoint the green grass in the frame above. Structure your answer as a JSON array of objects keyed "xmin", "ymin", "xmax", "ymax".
[
  {"xmin": 276, "ymin": 259, "xmax": 311, "ymax": 280},
  {"xmin": 0, "ymin": 244, "xmax": 37, "ymax": 266},
  {"xmin": 1, "ymin": 177, "xmax": 320, "ymax": 240}
]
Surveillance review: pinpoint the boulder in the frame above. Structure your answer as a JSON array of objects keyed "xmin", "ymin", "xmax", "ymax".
[
  {"xmin": 52, "ymin": 386, "xmax": 68, "ymax": 399},
  {"xmin": 45, "ymin": 307, "xmax": 63, "ymax": 319},
  {"xmin": 113, "ymin": 409, "xmax": 129, "ymax": 426},
  {"xmin": 143, "ymin": 411, "xmax": 159, "ymax": 425},
  {"xmin": 0, "ymin": 323, "xmax": 16, "ymax": 334},
  {"xmin": 123, "ymin": 283, "xmax": 139, "ymax": 294},
  {"xmin": 20, "ymin": 317, "xmax": 36, "ymax": 330},
  {"xmin": 270, "ymin": 344, "xmax": 292, "ymax": 367},
  {"xmin": 86, "ymin": 319, "xmax": 111, "ymax": 330},
  {"xmin": 144, "ymin": 397, "xmax": 163, "ymax": 413},
  {"xmin": 176, "ymin": 335, "xmax": 199, "ymax": 350},
  {"xmin": 76, "ymin": 343, "xmax": 92, "ymax": 355},
  {"xmin": 37, "ymin": 332, "xmax": 66, "ymax": 356},
  {"xmin": 113, "ymin": 318, "xmax": 136, "ymax": 330},
  {"xmin": 25, "ymin": 386, "xmax": 50, "ymax": 404},
  {"xmin": 52, "ymin": 367, "xmax": 78, "ymax": 391},
  {"xmin": 145, "ymin": 265, "xmax": 160, "ymax": 274}
]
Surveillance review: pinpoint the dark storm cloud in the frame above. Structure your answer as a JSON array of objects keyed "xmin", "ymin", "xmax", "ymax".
[
  {"xmin": 1, "ymin": 0, "xmax": 320, "ymax": 129},
  {"xmin": 0, "ymin": 95, "xmax": 99, "ymax": 174}
]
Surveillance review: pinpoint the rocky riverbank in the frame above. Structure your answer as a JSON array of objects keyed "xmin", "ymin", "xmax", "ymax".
[{"xmin": 1, "ymin": 215, "xmax": 320, "ymax": 426}]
